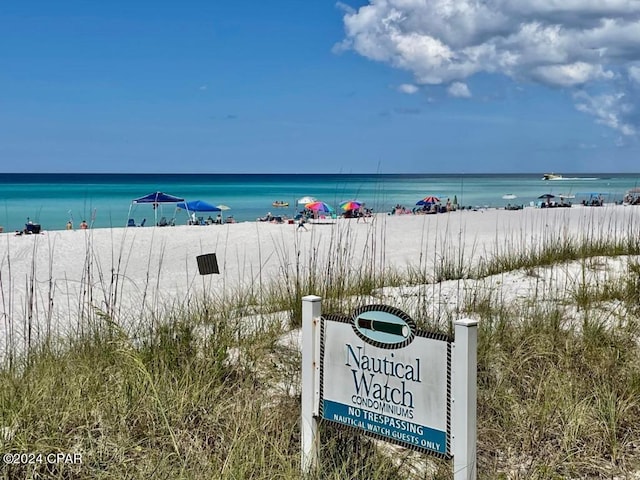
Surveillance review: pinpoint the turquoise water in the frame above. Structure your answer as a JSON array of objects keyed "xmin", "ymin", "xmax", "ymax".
[{"xmin": 0, "ymin": 173, "xmax": 638, "ymax": 232}]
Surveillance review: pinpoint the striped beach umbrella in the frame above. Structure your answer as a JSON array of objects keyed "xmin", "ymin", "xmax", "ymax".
[
  {"xmin": 304, "ymin": 201, "xmax": 334, "ymax": 213},
  {"xmin": 416, "ymin": 195, "xmax": 440, "ymax": 206},
  {"xmin": 339, "ymin": 200, "xmax": 363, "ymax": 211}
]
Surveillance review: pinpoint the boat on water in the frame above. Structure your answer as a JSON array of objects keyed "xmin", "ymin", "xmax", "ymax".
[
  {"xmin": 542, "ymin": 173, "xmax": 601, "ymax": 181},
  {"xmin": 542, "ymin": 173, "xmax": 563, "ymax": 180},
  {"xmin": 272, "ymin": 201, "xmax": 289, "ymax": 207}
]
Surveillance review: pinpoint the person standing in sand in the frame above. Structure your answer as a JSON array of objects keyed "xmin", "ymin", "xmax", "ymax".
[
  {"xmin": 80, "ymin": 220, "xmax": 88, "ymax": 229},
  {"xmin": 297, "ymin": 216, "xmax": 308, "ymax": 231},
  {"xmin": 356, "ymin": 207, "xmax": 367, "ymax": 223}
]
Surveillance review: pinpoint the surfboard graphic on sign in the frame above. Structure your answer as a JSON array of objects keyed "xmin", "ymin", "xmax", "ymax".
[{"xmin": 351, "ymin": 305, "xmax": 416, "ymax": 349}]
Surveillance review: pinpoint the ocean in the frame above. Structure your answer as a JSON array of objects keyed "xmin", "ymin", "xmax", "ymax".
[{"xmin": 0, "ymin": 173, "xmax": 638, "ymax": 232}]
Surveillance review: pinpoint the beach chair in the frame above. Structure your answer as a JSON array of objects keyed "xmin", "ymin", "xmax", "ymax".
[{"xmin": 25, "ymin": 222, "xmax": 41, "ymax": 234}]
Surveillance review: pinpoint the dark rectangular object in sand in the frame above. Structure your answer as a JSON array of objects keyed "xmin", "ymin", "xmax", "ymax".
[{"xmin": 196, "ymin": 253, "xmax": 219, "ymax": 275}]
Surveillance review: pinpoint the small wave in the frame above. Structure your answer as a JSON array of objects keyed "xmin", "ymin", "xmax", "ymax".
[{"xmin": 549, "ymin": 177, "xmax": 599, "ymax": 181}]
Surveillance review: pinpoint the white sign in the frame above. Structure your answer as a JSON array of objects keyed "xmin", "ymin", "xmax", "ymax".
[
  {"xmin": 301, "ymin": 297, "xmax": 477, "ymax": 479},
  {"xmin": 321, "ymin": 312, "xmax": 449, "ymax": 455}
]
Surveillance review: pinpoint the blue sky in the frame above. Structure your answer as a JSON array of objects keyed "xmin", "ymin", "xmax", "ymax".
[{"xmin": 2, "ymin": 0, "xmax": 640, "ymax": 173}]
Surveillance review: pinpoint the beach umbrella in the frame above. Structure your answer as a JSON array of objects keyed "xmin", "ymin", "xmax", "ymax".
[
  {"xmin": 416, "ymin": 195, "xmax": 440, "ymax": 206},
  {"xmin": 538, "ymin": 194, "xmax": 555, "ymax": 199},
  {"xmin": 176, "ymin": 200, "xmax": 221, "ymax": 212},
  {"xmin": 176, "ymin": 200, "xmax": 222, "ymax": 225},
  {"xmin": 216, "ymin": 205, "xmax": 231, "ymax": 222},
  {"xmin": 305, "ymin": 201, "xmax": 334, "ymax": 213},
  {"xmin": 339, "ymin": 200, "xmax": 363, "ymax": 211},
  {"xmin": 558, "ymin": 194, "xmax": 575, "ymax": 199},
  {"xmin": 502, "ymin": 194, "xmax": 517, "ymax": 200},
  {"xmin": 297, "ymin": 196, "xmax": 317, "ymax": 205}
]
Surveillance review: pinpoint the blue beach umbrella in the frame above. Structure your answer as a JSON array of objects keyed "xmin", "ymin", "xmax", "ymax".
[
  {"xmin": 176, "ymin": 200, "xmax": 222, "ymax": 224},
  {"xmin": 176, "ymin": 200, "xmax": 221, "ymax": 212}
]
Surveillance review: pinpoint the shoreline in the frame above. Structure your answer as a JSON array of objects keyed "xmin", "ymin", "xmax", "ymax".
[{"xmin": 3, "ymin": 201, "xmax": 633, "ymax": 235}]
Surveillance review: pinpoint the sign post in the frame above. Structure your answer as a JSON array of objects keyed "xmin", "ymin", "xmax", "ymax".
[
  {"xmin": 301, "ymin": 295, "xmax": 321, "ymax": 473},
  {"xmin": 451, "ymin": 319, "xmax": 478, "ymax": 480}
]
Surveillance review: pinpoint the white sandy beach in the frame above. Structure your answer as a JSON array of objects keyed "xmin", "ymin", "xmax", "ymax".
[{"xmin": 1, "ymin": 204, "xmax": 639, "ymax": 358}]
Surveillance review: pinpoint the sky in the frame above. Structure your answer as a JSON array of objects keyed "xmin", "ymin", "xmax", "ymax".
[{"xmin": 2, "ymin": 0, "xmax": 640, "ymax": 174}]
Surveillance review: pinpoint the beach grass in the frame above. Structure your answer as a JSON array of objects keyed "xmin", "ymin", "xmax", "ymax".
[{"xmin": 1, "ymin": 213, "xmax": 640, "ymax": 479}]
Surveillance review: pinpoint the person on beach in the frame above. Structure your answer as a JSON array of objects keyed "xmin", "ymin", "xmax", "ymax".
[
  {"xmin": 80, "ymin": 220, "xmax": 88, "ymax": 230},
  {"xmin": 66, "ymin": 220, "xmax": 73, "ymax": 230},
  {"xmin": 297, "ymin": 216, "xmax": 308, "ymax": 231}
]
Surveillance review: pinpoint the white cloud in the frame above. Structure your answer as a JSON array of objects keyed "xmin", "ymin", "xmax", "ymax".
[
  {"xmin": 335, "ymin": 1, "xmax": 355, "ymax": 15},
  {"xmin": 398, "ymin": 83, "xmax": 419, "ymax": 94},
  {"xmin": 629, "ymin": 65, "xmax": 640, "ymax": 83},
  {"xmin": 339, "ymin": 0, "xmax": 640, "ymax": 136},
  {"xmin": 573, "ymin": 91, "xmax": 636, "ymax": 136},
  {"xmin": 531, "ymin": 62, "xmax": 614, "ymax": 87},
  {"xmin": 448, "ymin": 82, "xmax": 471, "ymax": 98}
]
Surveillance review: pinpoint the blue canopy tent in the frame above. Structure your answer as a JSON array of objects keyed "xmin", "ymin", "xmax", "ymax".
[
  {"xmin": 128, "ymin": 191, "xmax": 185, "ymax": 226},
  {"xmin": 176, "ymin": 200, "xmax": 222, "ymax": 224}
]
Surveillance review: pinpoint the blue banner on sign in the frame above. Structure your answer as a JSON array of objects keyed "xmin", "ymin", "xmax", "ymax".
[{"xmin": 323, "ymin": 400, "xmax": 447, "ymax": 454}]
